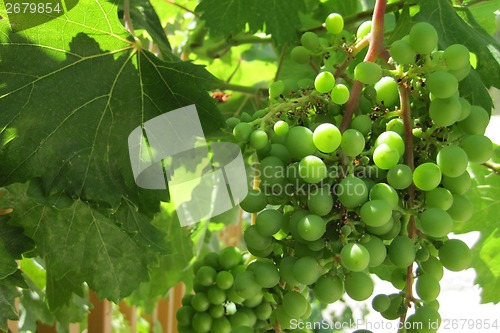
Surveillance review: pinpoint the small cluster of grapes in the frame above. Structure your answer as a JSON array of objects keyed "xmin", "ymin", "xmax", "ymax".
[{"xmin": 178, "ymin": 11, "xmax": 491, "ymax": 333}]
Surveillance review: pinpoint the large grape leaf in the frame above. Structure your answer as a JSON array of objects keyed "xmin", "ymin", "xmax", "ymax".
[
  {"xmin": 416, "ymin": 0, "xmax": 500, "ymax": 90},
  {"xmin": 453, "ymin": 164, "xmax": 500, "ymax": 304},
  {"xmin": 3, "ymin": 181, "xmax": 154, "ymax": 305},
  {"xmin": 0, "ymin": 0, "xmax": 224, "ymax": 218},
  {"xmin": 0, "ymin": 283, "xmax": 20, "ymax": 330},
  {"xmin": 195, "ymin": 0, "xmax": 306, "ymax": 47}
]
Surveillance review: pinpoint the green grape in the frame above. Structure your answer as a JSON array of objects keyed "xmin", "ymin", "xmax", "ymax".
[
  {"xmin": 270, "ymin": 143, "xmax": 292, "ymax": 165},
  {"xmin": 192, "ymin": 312, "xmax": 212, "ymax": 333},
  {"xmin": 331, "ymin": 84, "xmax": 350, "ymax": 104},
  {"xmin": 386, "ymin": 118, "xmax": 405, "ymax": 136},
  {"xmin": 301, "ymin": 31, "xmax": 320, "ymax": 51},
  {"xmin": 447, "ymin": 194, "xmax": 473, "ymax": 222},
  {"xmin": 375, "ymin": 131, "xmax": 405, "ymax": 155},
  {"xmin": 389, "ymin": 39, "xmax": 416, "ymax": 65},
  {"xmin": 354, "ymin": 62, "xmax": 382, "ymax": 85},
  {"xmin": 240, "ymin": 189, "xmax": 267, "ymax": 213},
  {"xmin": 177, "ymin": 306, "xmax": 195, "ymax": 327},
  {"xmin": 450, "ymin": 64, "xmax": 471, "ymax": 81},
  {"xmin": 442, "ymin": 171, "xmax": 471, "ymax": 194},
  {"xmin": 215, "ymin": 271, "xmax": 234, "ymax": 290},
  {"xmin": 252, "ymin": 261, "xmax": 280, "ymax": 288},
  {"xmin": 244, "ymin": 225, "xmax": 272, "ymax": 251},
  {"xmin": 312, "ymin": 123, "xmax": 341, "ymax": 153},
  {"xmin": 255, "ymin": 209, "xmax": 283, "ymax": 237},
  {"xmin": 260, "ymin": 156, "xmax": 285, "ymax": 187},
  {"xmin": 351, "ymin": 114, "xmax": 372, "ymax": 136},
  {"xmin": 219, "ymin": 246, "xmax": 243, "ymax": 270},
  {"xmin": 250, "ymin": 129, "xmax": 269, "ymax": 150},
  {"xmin": 299, "ymin": 155, "xmax": 328, "ymax": 183},
  {"xmin": 233, "ymin": 122, "xmax": 253, "ymax": 142},
  {"xmin": 286, "ymin": 126, "xmax": 316, "ymax": 160},
  {"xmin": 360, "ymin": 200, "xmax": 393, "ymax": 227},
  {"xmin": 387, "ymin": 164, "xmax": 413, "ymax": 190},
  {"xmin": 369, "ymin": 183, "xmax": 398, "ymax": 208},
  {"xmin": 357, "ymin": 20, "xmax": 372, "ymax": 39},
  {"xmin": 458, "ymin": 97, "xmax": 471, "ymax": 121},
  {"xmin": 390, "ymin": 269, "xmax": 407, "ymax": 290},
  {"xmin": 242, "ymin": 293, "xmax": 263, "ymax": 308},
  {"xmin": 336, "ymin": 176, "xmax": 369, "ymax": 208},
  {"xmin": 230, "ymin": 311, "xmax": 251, "ymax": 328},
  {"xmin": 297, "ymin": 214, "xmax": 326, "ymax": 241},
  {"xmin": 226, "ymin": 117, "xmax": 240, "ymax": 129},
  {"xmin": 408, "ymin": 306, "xmax": 441, "ymax": 333},
  {"xmin": 340, "ymin": 129, "xmax": 365, "ymax": 157},
  {"xmin": 204, "ymin": 252, "xmax": 221, "ymax": 270},
  {"xmin": 279, "ymin": 256, "xmax": 300, "ymax": 287},
  {"xmin": 282, "ymin": 291, "xmax": 308, "ymax": 318},
  {"xmin": 461, "ymin": 134, "xmax": 493, "ymax": 163},
  {"xmin": 362, "ymin": 236, "xmax": 387, "ymax": 267},
  {"xmin": 207, "ymin": 286, "xmax": 226, "ymax": 304},
  {"xmin": 419, "ymin": 256, "xmax": 444, "ymax": 281},
  {"xmin": 425, "ymin": 187, "xmax": 453, "ymax": 210},
  {"xmin": 274, "ymin": 307, "xmax": 293, "ymax": 329},
  {"xmin": 196, "ymin": 266, "xmax": 217, "ymax": 287},
  {"xmin": 233, "ymin": 271, "xmax": 261, "ymax": 299},
  {"xmin": 288, "ymin": 210, "xmax": 309, "ymax": 243},
  {"xmin": 191, "ymin": 292, "xmax": 210, "ymax": 312},
  {"xmin": 313, "ymin": 275, "xmax": 343, "ymax": 303},
  {"xmin": 292, "ymin": 256, "xmax": 322, "ymax": 285},
  {"xmin": 381, "ymin": 294, "xmax": 404, "ymax": 320},
  {"xmin": 372, "ymin": 294, "xmax": 391, "ymax": 312},
  {"xmin": 314, "ymin": 71, "xmax": 336, "ymax": 93},
  {"xmin": 409, "ymin": 22, "xmax": 438, "ymax": 54},
  {"xmin": 429, "ymin": 97, "xmax": 462, "ymax": 127},
  {"xmin": 439, "ymin": 239, "xmax": 472, "ymax": 271},
  {"xmin": 341, "ymin": 243, "xmax": 370, "ymax": 272},
  {"xmin": 269, "ymin": 80, "xmax": 285, "ymax": 100},
  {"xmin": 413, "ymin": 163, "xmax": 442, "ymax": 191},
  {"xmin": 388, "ymin": 236, "xmax": 416, "ymax": 268},
  {"xmin": 374, "ymin": 76, "xmax": 399, "ymax": 106},
  {"xmin": 426, "ymin": 71, "xmax": 459, "ymax": 99},
  {"xmin": 290, "ymin": 46, "xmax": 310, "ymax": 64},
  {"xmin": 373, "ymin": 143, "xmax": 400, "ymax": 170},
  {"xmin": 345, "ymin": 272, "xmax": 374, "ymax": 301},
  {"xmin": 325, "ymin": 13, "xmax": 344, "ymax": 34},
  {"xmin": 274, "ymin": 120, "xmax": 289, "ymax": 136},
  {"xmin": 436, "ymin": 145, "xmax": 468, "ymax": 177},
  {"xmin": 458, "ymin": 105, "xmax": 489, "ymax": 134},
  {"xmin": 420, "ymin": 208, "xmax": 453, "ymax": 238},
  {"xmin": 307, "ymin": 184, "xmax": 334, "ymax": 216},
  {"xmin": 254, "ymin": 302, "xmax": 273, "ymax": 321},
  {"xmin": 211, "ymin": 317, "xmax": 231, "ymax": 333},
  {"xmin": 363, "ymin": 85, "xmax": 377, "ymax": 101},
  {"xmin": 443, "ymin": 44, "xmax": 470, "ymax": 70}
]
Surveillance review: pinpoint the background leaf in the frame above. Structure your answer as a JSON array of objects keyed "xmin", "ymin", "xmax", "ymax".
[{"xmin": 195, "ymin": 0, "xmax": 306, "ymax": 48}]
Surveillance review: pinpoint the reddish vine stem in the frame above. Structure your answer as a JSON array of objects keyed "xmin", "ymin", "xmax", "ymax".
[
  {"xmin": 340, "ymin": 0, "xmax": 388, "ymax": 132},
  {"xmin": 398, "ymin": 83, "xmax": 417, "ymax": 331}
]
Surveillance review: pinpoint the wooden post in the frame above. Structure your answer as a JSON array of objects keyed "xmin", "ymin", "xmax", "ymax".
[
  {"xmin": 87, "ymin": 290, "xmax": 112, "ymax": 333},
  {"xmin": 6, "ymin": 298, "xmax": 19, "ymax": 333},
  {"xmin": 155, "ymin": 283, "xmax": 185, "ymax": 333},
  {"xmin": 119, "ymin": 301, "xmax": 137, "ymax": 333},
  {"xmin": 36, "ymin": 323, "xmax": 57, "ymax": 333}
]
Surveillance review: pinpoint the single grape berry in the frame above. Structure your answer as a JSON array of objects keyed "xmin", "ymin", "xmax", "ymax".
[
  {"xmin": 269, "ymin": 80, "xmax": 285, "ymax": 100},
  {"xmin": 356, "ymin": 20, "xmax": 372, "ymax": 39},
  {"xmin": 439, "ymin": 239, "xmax": 472, "ymax": 271},
  {"xmin": 291, "ymin": 46, "xmax": 310, "ymax": 64},
  {"xmin": 341, "ymin": 243, "xmax": 370, "ymax": 272},
  {"xmin": 314, "ymin": 71, "xmax": 336, "ymax": 93},
  {"xmin": 331, "ymin": 84, "xmax": 350, "ymax": 105},
  {"xmin": 409, "ymin": 22, "xmax": 438, "ymax": 54},
  {"xmin": 426, "ymin": 71, "xmax": 459, "ymax": 99},
  {"xmin": 301, "ymin": 31, "xmax": 320, "ymax": 51},
  {"xmin": 325, "ymin": 13, "xmax": 344, "ymax": 34},
  {"xmin": 443, "ymin": 44, "xmax": 470, "ymax": 70},
  {"xmin": 374, "ymin": 76, "xmax": 399, "ymax": 107},
  {"xmin": 389, "ymin": 39, "xmax": 416, "ymax": 65},
  {"xmin": 413, "ymin": 162, "xmax": 442, "ymax": 191},
  {"xmin": 340, "ymin": 129, "xmax": 365, "ymax": 157},
  {"xmin": 387, "ymin": 164, "xmax": 413, "ymax": 190},
  {"xmin": 354, "ymin": 62, "xmax": 382, "ymax": 85},
  {"xmin": 419, "ymin": 208, "xmax": 453, "ymax": 238},
  {"xmin": 250, "ymin": 129, "xmax": 269, "ymax": 150},
  {"xmin": 312, "ymin": 123, "xmax": 341, "ymax": 153},
  {"xmin": 436, "ymin": 145, "xmax": 468, "ymax": 177}
]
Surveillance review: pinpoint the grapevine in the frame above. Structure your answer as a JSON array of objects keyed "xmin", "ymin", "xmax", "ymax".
[{"xmin": 177, "ymin": 1, "xmax": 490, "ymax": 332}]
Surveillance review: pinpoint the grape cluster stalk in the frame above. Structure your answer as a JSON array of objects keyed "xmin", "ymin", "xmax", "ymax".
[{"xmin": 177, "ymin": 1, "xmax": 490, "ymax": 332}]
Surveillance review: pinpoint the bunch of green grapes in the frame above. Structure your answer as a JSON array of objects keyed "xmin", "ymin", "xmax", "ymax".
[{"xmin": 179, "ymin": 12, "xmax": 490, "ymax": 333}]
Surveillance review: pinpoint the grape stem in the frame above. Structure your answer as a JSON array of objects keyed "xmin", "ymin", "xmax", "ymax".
[
  {"xmin": 274, "ymin": 322, "xmax": 283, "ymax": 333},
  {"xmin": 340, "ymin": 0, "xmax": 388, "ymax": 132},
  {"xmin": 483, "ymin": 161, "xmax": 500, "ymax": 175},
  {"xmin": 398, "ymin": 79, "xmax": 417, "ymax": 331}
]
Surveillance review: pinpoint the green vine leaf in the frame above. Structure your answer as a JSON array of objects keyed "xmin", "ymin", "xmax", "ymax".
[
  {"xmin": 195, "ymin": 0, "xmax": 306, "ymax": 47},
  {"xmin": 0, "ymin": 0, "xmax": 224, "ymax": 218},
  {"xmin": 416, "ymin": 0, "xmax": 500, "ymax": 92},
  {"xmin": 454, "ymin": 164, "xmax": 500, "ymax": 304},
  {"xmin": 0, "ymin": 283, "xmax": 20, "ymax": 330}
]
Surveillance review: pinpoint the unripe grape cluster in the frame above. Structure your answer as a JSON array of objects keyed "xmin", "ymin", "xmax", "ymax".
[{"xmin": 179, "ymin": 12, "xmax": 489, "ymax": 333}]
